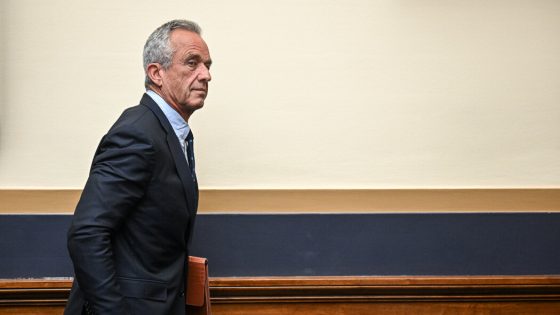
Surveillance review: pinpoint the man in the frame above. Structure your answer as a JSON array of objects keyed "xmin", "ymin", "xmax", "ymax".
[{"xmin": 65, "ymin": 19, "xmax": 212, "ymax": 315}]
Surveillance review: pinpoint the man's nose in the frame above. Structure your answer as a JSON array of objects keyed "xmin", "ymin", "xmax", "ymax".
[{"xmin": 198, "ymin": 65, "xmax": 211, "ymax": 82}]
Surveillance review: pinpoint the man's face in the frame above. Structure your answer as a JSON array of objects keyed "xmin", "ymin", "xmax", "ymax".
[{"xmin": 159, "ymin": 29, "xmax": 212, "ymax": 118}]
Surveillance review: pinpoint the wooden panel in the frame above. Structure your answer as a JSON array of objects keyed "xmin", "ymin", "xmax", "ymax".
[
  {"xmin": 0, "ymin": 306, "xmax": 65, "ymax": 315},
  {"xmin": 1, "ymin": 189, "xmax": 560, "ymax": 213},
  {"xmin": 209, "ymin": 276, "xmax": 560, "ymax": 302},
  {"xmin": 200, "ymin": 189, "xmax": 560, "ymax": 212},
  {"xmin": 0, "ymin": 190, "xmax": 81, "ymax": 214},
  {"xmin": 1, "ymin": 276, "xmax": 560, "ymax": 314},
  {"xmin": 1, "ymin": 301, "xmax": 559, "ymax": 315},
  {"xmin": 211, "ymin": 302, "xmax": 560, "ymax": 315},
  {"xmin": 0, "ymin": 279, "xmax": 70, "ymax": 315}
]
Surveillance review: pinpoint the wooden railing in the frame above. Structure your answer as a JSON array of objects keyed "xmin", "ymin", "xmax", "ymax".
[{"xmin": 2, "ymin": 276, "xmax": 560, "ymax": 314}]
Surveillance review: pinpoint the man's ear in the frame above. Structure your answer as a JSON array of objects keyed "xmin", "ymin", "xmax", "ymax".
[{"xmin": 146, "ymin": 63, "xmax": 163, "ymax": 87}]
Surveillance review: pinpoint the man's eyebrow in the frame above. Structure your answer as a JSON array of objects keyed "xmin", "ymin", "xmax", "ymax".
[
  {"xmin": 183, "ymin": 52, "xmax": 202, "ymax": 60},
  {"xmin": 182, "ymin": 52, "xmax": 212, "ymax": 66}
]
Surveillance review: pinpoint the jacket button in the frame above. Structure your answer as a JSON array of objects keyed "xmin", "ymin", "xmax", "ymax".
[{"xmin": 180, "ymin": 290, "xmax": 185, "ymax": 297}]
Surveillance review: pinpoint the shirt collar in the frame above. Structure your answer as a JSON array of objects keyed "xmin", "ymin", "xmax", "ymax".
[{"xmin": 146, "ymin": 90, "xmax": 191, "ymax": 142}]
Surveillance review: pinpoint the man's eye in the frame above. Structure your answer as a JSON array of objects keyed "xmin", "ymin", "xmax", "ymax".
[{"xmin": 186, "ymin": 60, "xmax": 197, "ymax": 67}]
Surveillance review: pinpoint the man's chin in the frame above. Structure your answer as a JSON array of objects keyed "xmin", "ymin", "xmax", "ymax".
[{"xmin": 187, "ymin": 101, "xmax": 205, "ymax": 112}]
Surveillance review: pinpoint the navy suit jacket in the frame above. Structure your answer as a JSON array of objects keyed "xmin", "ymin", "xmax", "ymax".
[{"xmin": 65, "ymin": 94, "xmax": 198, "ymax": 315}]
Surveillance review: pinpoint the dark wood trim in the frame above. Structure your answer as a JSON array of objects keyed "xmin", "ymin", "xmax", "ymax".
[
  {"xmin": 1, "ymin": 188, "xmax": 559, "ymax": 213},
  {"xmin": 2, "ymin": 276, "xmax": 560, "ymax": 314},
  {"xmin": 0, "ymin": 279, "xmax": 71, "ymax": 307},
  {"xmin": 2, "ymin": 276, "xmax": 560, "ymax": 305},
  {"xmin": 209, "ymin": 276, "xmax": 560, "ymax": 303}
]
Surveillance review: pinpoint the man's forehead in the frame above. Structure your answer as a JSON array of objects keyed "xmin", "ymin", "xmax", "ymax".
[
  {"xmin": 171, "ymin": 29, "xmax": 206, "ymax": 47},
  {"xmin": 170, "ymin": 29, "xmax": 210, "ymax": 58}
]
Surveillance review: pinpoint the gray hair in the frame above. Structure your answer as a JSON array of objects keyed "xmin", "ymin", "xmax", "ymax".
[{"xmin": 143, "ymin": 19, "xmax": 202, "ymax": 88}]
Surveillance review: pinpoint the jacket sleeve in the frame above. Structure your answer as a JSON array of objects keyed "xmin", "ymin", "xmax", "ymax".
[{"xmin": 67, "ymin": 124, "xmax": 155, "ymax": 315}]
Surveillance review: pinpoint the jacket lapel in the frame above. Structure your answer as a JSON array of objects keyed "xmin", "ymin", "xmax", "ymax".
[{"xmin": 140, "ymin": 94, "xmax": 198, "ymax": 215}]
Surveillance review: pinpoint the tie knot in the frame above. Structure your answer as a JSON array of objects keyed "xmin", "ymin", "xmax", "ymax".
[{"xmin": 185, "ymin": 131, "xmax": 193, "ymax": 142}]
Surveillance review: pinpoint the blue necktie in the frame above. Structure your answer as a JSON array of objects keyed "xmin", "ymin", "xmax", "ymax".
[{"xmin": 185, "ymin": 131, "xmax": 196, "ymax": 182}]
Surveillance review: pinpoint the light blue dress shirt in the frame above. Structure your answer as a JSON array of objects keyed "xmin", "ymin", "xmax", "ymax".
[{"xmin": 146, "ymin": 90, "xmax": 191, "ymax": 161}]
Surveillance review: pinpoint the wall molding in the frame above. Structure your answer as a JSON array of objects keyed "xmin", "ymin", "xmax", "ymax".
[
  {"xmin": 209, "ymin": 275, "xmax": 560, "ymax": 302},
  {"xmin": 1, "ymin": 189, "xmax": 559, "ymax": 214},
  {"xmin": 1, "ymin": 276, "xmax": 560, "ymax": 314}
]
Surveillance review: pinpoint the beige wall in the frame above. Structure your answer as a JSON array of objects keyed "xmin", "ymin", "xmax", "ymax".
[{"xmin": 1, "ymin": 0, "xmax": 559, "ymax": 189}]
